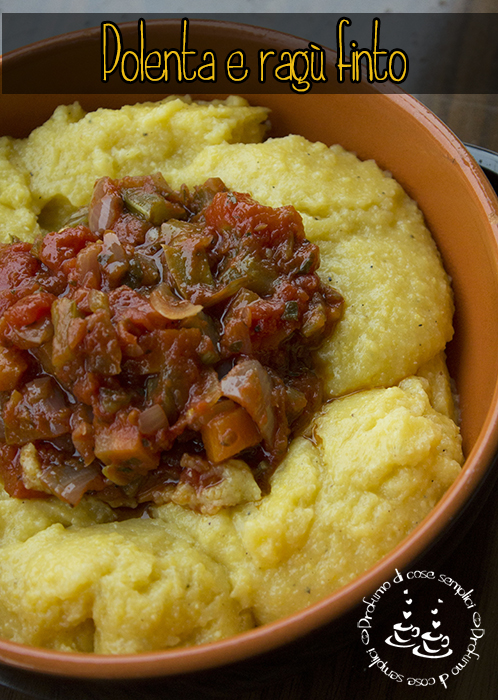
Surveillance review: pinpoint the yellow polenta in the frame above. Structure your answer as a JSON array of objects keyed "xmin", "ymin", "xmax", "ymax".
[{"xmin": 0, "ymin": 96, "xmax": 462, "ymax": 653}]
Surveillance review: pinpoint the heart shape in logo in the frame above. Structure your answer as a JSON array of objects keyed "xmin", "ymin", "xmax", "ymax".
[
  {"xmin": 432, "ymin": 620, "xmax": 441, "ymax": 629},
  {"xmin": 403, "ymin": 611, "xmax": 412, "ymax": 619},
  {"xmin": 431, "ymin": 608, "xmax": 438, "ymax": 614}
]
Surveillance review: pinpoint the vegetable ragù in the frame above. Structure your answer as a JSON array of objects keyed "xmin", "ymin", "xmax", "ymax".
[
  {"xmin": 0, "ymin": 96, "xmax": 462, "ymax": 653},
  {"xmin": 0, "ymin": 174, "xmax": 343, "ymax": 512}
]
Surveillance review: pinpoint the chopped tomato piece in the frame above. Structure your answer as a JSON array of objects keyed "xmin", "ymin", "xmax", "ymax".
[
  {"xmin": 3, "ymin": 291, "xmax": 55, "ymax": 328},
  {"xmin": 0, "ymin": 345, "xmax": 27, "ymax": 391},
  {"xmin": 0, "ymin": 444, "xmax": 50, "ymax": 499},
  {"xmin": 0, "ymin": 242, "xmax": 39, "ymax": 290},
  {"xmin": 38, "ymin": 225, "xmax": 98, "ymax": 272}
]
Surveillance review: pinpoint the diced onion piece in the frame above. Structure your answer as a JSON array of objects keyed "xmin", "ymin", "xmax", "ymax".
[
  {"xmin": 51, "ymin": 465, "xmax": 103, "ymax": 506},
  {"xmin": 29, "ymin": 376, "xmax": 65, "ymax": 408},
  {"xmin": 149, "ymin": 284, "xmax": 203, "ymax": 320},
  {"xmin": 138, "ymin": 404, "xmax": 169, "ymax": 435},
  {"xmin": 20, "ymin": 442, "xmax": 102, "ymax": 506},
  {"xmin": 9, "ymin": 317, "xmax": 54, "ymax": 349},
  {"xmin": 183, "ymin": 369, "xmax": 222, "ymax": 429},
  {"xmin": 220, "ymin": 359, "xmax": 275, "ymax": 444},
  {"xmin": 4, "ymin": 378, "xmax": 71, "ymax": 446},
  {"xmin": 88, "ymin": 178, "xmax": 122, "ymax": 233},
  {"xmin": 100, "ymin": 231, "xmax": 128, "ymax": 286},
  {"xmin": 75, "ymin": 241, "xmax": 102, "ymax": 288}
]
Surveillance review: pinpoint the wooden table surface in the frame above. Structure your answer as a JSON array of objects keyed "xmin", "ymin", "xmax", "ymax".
[{"xmin": 1, "ymin": 9, "xmax": 498, "ymax": 694}]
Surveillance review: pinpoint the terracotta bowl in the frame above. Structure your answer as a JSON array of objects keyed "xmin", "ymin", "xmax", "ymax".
[{"xmin": 0, "ymin": 19, "xmax": 498, "ymax": 683}]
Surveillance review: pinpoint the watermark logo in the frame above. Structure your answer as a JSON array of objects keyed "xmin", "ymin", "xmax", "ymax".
[
  {"xmin": 358, "ymin": 569, "xmax": 484, "ymax": 688},
  {"xmin": 385, "ymin": 590, "xmax": 452, "ymax": 658}
]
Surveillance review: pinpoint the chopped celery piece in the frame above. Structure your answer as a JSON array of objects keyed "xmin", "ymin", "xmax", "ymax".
[{"xmin": 51, "ymin": 298, "xmax": 80, "ymax": 368}]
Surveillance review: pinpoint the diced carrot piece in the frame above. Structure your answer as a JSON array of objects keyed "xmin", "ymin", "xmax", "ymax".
[
  {"xmin": 94, "ymin": 410, "xmax": 159, "ymax": 484},
  {"xmin": 201, "ymin": 403, "xmax": 261, "ymax": 463}
]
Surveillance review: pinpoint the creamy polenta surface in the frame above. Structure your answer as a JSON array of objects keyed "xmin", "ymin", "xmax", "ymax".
[{"xmin": 0, "ymin": 96, "xmax": 462, "ymax": 653}]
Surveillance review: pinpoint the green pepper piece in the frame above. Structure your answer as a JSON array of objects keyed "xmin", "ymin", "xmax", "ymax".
[
  {"xmin": 301, "ymin": 299, "xmax": 327, "ymax": 340},
  {"xmin": 282, "ymin": 300, "xmax": 299, "ymax": 320},
  {"xmin": 145, "ymin": 374, "xmax": 178, "ymax": 424},
  {"xmin": 63, "ymin": 206, "xmax": 89, "ymax": 228},
  {"xmin": 162, "ymin": 244, "xmax": 214, "ymax": 297},
  {"xmin": 297, "ymin": 246, "xmax": 319, "ymax": 275},
  {"xmin": 122, "ymin": 188, "xmax": 182, "ymax": 225},
  {"xmin": 181, "ymin": 311, "xmax": 220, "ymax": 365},
  {"xmin": 219, "ymin": 255, "xmax": 277, "ymax": 297},
  {"xmin": 99, "ymin": 387, "xmax": 132, "ymax": 415}
]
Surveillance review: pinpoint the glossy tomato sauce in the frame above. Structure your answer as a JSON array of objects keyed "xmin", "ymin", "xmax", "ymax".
[{"xmin": 0, "ymin": 175, "xmax": 343, "ymax": 511}]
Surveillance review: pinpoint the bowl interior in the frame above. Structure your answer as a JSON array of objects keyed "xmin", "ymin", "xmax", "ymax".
[{"xmin": 1, "ymin": 21, "xmax": 498, "ymax": 680}]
